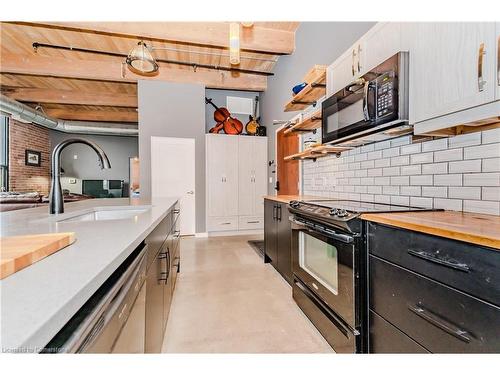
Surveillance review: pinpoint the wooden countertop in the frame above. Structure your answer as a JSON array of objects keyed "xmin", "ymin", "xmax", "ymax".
[
  {"xmin": 263, "ymin": 195, "xmax": 323, "ymax": 204},
  {"xmin": 361, "ymin": 211, "xmax": 500, "ymax": 250}
]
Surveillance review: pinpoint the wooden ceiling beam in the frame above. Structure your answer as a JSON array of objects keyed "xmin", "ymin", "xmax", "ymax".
[
  {"xmin": 1, "ymin": 86, "xmax": 138, "ymax": 107},
  {"xmin": 22, "ymin": 22, "xmax": 295, "ymax": 55},
  {"xmin": 0, "ymin": 53, "xmax": 267, "ymax": 91},
  {"xmin": 44, "ymin": 108, "xmax": 138, "ymax": 123}
]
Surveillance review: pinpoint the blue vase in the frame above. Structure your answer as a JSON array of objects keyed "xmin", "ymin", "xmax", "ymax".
[{"xmin": 292, "ymin": 82, "xmax": 307, "ymax": 96}]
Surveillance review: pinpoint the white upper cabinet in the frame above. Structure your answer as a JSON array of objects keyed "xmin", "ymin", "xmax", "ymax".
[
  {"xmin": 496, "ymin": 22, "xmax": 500, "ymax": 99},
  {"xmin": 327, "ymin": 47, "xmax": 361, "ymax": 96},
  {"xmin": 410, "ymin": 22, "xmax": 497, "ymax": 124}
]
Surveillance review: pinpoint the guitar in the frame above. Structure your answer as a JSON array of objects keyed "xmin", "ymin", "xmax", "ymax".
[
  {"xmin": 245, "ymin": 96, "xmax": 260, "ymax": 135},
  {"xmin": 205, "ymin": 97, "xmax": 243, "ymax": 135}
]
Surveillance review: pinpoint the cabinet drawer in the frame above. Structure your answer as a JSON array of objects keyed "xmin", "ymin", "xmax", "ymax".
[
  {"xmin": 145, "ymin": 214, "xmax": 170, "ymax": 269},
  {"xmin": 367, "ymin": 222, "xmax": 500, "ymax": 306},
  {"xmin": 369, "ymin": 310, "xmax": 429, "ymax": 353},
  {"xmin": 207, "ymin": 216, "xmax": 238, "ymax": 231},
  {"xmin": 238, "ymin": 216, "xmax": 264, "ymax": 230},
  {"xmin": 370, "ymin": 255, "xmax": 500, "ymax": 353}
]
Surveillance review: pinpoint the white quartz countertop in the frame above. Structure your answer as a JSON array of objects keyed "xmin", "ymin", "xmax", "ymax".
[{"xmin": 0, "ymin": 197, "xmax": 178, "ymax": 352}]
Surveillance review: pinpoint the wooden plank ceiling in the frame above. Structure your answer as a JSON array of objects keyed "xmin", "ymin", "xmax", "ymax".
[{"xmin": 0, "ymin": 22, "xmax": 299, "ymax": 123}]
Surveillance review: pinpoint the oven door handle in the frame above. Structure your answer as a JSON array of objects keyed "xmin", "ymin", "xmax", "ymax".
[{"xmin": 289, "ymin": 217, "xmax": 354, "ymax": 244}]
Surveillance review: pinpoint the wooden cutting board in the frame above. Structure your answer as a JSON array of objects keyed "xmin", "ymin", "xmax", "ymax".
[{"xmin": 0, "ymin": 232, "xmax": 76, "ymax": 280}]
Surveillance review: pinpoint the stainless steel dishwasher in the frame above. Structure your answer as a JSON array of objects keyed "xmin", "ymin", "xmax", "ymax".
[{"xmin": 43, "ymin": 244, "xmax": 148, "ymax": 353}]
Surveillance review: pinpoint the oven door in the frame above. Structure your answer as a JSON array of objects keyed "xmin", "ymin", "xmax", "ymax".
[{"xmin": 291, "ymin": 218, "xmax": 356, "ymax": 328}]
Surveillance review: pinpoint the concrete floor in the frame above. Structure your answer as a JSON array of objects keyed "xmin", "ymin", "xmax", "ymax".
[{"xmin": 161, "ymin": 234, "xmax": 334, "ymax": 353}]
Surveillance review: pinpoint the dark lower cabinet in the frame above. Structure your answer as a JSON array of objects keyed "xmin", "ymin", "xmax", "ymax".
[
  {"xmin": 368, "ymin": 222, "xmax": 500, "ymax": 353},
  {"xmin": 264, "ymin": 199, "xmax": 293, "ymax": 285}
]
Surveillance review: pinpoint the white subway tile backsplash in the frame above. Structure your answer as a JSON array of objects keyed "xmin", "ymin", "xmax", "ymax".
[
  {"xmin": 422, "ymin": 186, "xmax": 447, "ymax": 198},
  {"xmin": 410, "ymin": 197, "xmax": 433, "ymax": 208},
  {"xmin": 463, "ymin": 173, "xmax": 500, "ymax": 187},
  {"xmin": 400, "ymin": 143, "xmax": 421, "ymax": 155},
  {"xmin": 391, "ymin": 155, "xmax": 410, "ymax": 166},
  {"xmin": 434, "ymin": 148, "xmax": 463, "ymax": 162},
  {"xmin": 422, "ymin": 162, "xmax": 448, "ymax": 175},
  {"xmin": 382, "ymin": 147, "xmax": 400, "ymax": 158},
  {"xmin": 483, "ymin": 158, "xmax": 500, "ymax": 172},
  {"xmin": 464, "ymin": 143, "xmax": 500, "ymax": 160},
  {"xmin": 482, "ymin": 128, "xmax": 500, "ymax": 144},
  {"xmin": 422, "ymin": 138, "xmax": 448, "ymax": 152},
  {"xmin": 434, "ymin": 198, "xmax": 463, "ymax": 211},
  {"xmin": 482, "ymin": 187, "xmax": 500, "ymax": 201},
  {"xmin": 434, "ymin": 174, "xmax": 462, "ymax": 186},
  {"xmin": 400, "ymin": 186, "xmax": 421, "ymax": 196},
  {"xmin": 303, "ymin": 129, "xmax": 500, "ymax": 215},
  {"xmin": 448, "ymin": 159, "xmax": 482, "ymax": 173},
  {"xmin": 400, "ymin": 165, "xmax": 422, "ymax": 176},
  {"xmin": 410, "ymin": 152, "xmax": 433, "ymax": 164},
  {"xmin": 410, "ymin": 175, "xmax": 433, "ymax": 186},
  {"xmin": 463, "ymin": 200, "xmax": 500, "ymax": 216},
  {"xmin": 449, "ymin": 187, "xmax": 481, "ymax": 200},
  {"xmin": 448, "ymin": 132, "xmax": 481, "ymax": 148}
]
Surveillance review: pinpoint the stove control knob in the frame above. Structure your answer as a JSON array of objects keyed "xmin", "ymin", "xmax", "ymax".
[
  {"xmin": 329, "ymin": 208, "xmax": 338, "ymax": 216},
  {"xmin": 337, "ymin": 209, "xmax": 349, "ymax": 218},
  {"xmin": 290, "ymin": 200, "xmax": 300, "ymax": 209}
]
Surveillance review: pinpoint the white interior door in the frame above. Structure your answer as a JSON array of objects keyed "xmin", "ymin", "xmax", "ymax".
[{"xmin": 151, "ymin": 136, "xmax": 196, "ymax": 235}]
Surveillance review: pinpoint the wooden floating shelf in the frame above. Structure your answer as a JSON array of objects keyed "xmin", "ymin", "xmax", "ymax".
[
  {"xmin": 284, "ymin": 145, "xmax": 353, "ymax": 161},
  {"xmin": 284, "ymin": 110, "xmax": 322, "ymax": 134},
  {"xmin": 284, "ymin": 65, "xmax": 327, "ymax": 112}
]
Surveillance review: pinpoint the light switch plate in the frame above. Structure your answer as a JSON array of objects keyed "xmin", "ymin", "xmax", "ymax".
[{"xmin": 69, "ymin": 178, "xmax": 76, "ymax": 184}]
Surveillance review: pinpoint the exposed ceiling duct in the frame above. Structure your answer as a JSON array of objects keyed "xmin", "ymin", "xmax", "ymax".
[{"xmin": 0, "ymin": 94, "xmax": 138, "ymax": 137}]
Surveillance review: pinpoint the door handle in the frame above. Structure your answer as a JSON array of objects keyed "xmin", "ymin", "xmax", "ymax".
[
  {"xmin": 362, "ymin": 80, "xmax": 372, "ymax": 121},
  {"xmin": 357, "ymin": 44, "xmax": 362, "ymax": 73},
  {"xmin": 187, "ymin": 190, "xmax": 194, "ymax": 194},
  {"xmin": 272, "ymin": 204, "xmax": 277, "ymax": 220},
  {"xmin": 478, "ymin": 42, "xmax": 486, "ymax": 92},
  {"xmin": 408, "ymin": 304, "xmax": 472, "ymax": 343},
  {"xmin": 351, "ymin": 49, "xmax": 356, "ymax": 76}
]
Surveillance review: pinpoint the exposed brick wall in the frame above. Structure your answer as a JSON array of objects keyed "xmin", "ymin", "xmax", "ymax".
[{"xmin": 8, "ymin": 119, "xmax": 51, "ymax": 195}]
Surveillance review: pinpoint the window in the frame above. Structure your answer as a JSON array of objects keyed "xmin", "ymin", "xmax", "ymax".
[{"xmin": 0, "ymin": 116, "xmax": 8, "ymax": 191}]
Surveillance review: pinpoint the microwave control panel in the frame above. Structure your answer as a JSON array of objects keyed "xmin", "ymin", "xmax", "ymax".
[{"xmin": 375, "ymin": 71, "xmax": 397, "ymax": 119}]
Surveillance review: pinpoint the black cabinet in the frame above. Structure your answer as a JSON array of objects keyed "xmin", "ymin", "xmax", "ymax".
[
  {"xmin": 264, "ymin": 199, "xmax": 293, "ymax": 285},
  {"xmin": 367, "ymin": 222, "xmax": 500, "ymax": 353}
]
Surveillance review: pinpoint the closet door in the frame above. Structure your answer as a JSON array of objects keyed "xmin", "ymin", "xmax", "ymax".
[
  {"xmin": 206, "ymin": 135, "xmax": 226, "ymax": 217},
  {"xmin": 253, "ymin": 137, "xmax": 268, "ymax": 217},
  {"xmin": 238, "ymin": 137, "xmax": 255, "ymax": 216},
  {"xmin": 223, "ymin": 136, "xmax": 239, "ymax": 217}
]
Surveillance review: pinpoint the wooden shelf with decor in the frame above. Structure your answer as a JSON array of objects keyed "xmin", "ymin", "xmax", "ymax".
[
  {"xmin": 284, "ymin": 110, "xmax": 322, "ymax": 134},
  {"xmin": 284, "ymin": 65, "xmax": 327, "ymax": 112},
  {"xmin": 284, "ymin": 144, "xmax": 352, "ymax": 161}
]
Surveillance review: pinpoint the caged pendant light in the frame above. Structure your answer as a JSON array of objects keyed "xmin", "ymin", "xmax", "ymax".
[
  {"xmin": 126, "ymin": 41, "xmax": 159, "ymax": 75},
  {"xmin": 229, "ymin": 22, "xmax": 240, "ymax": 65}
]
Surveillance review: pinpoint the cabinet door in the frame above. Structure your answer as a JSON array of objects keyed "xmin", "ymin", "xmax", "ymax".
[
  {"xmin": 361, "ymin": 23, "xmax": 402, "ymax": 75},
  {"xmin": 264, "ymin": 200, "xmax": 277, "ymax": 263},
  {"xmin": 224, "ymin": 136, "xmax": 239, "ymax": 216},
  {"xmin": 496, "ymin": 22, "xmax": 500, "ymax": 99},
  {"xmin": 411, "ymin": 23, "xmax": 496, "ymax": 123},
  {"xmin": 253, "ymin": 137, "xmax": 268, "ymax": 216},
  {"xmin": 145, "ymin": 250, "xmax": 164, "ymax": 353},
  {"xmin": 238, "ymin": 137, "xmax": 255, "ymax": 216},
  {"xmin": 206, "ymin": 135, "xmax": 226, "ymax": 217},
  {"xmin": 329, "ymin": 48, "xmax": 359, "ymax": 95},
  {"xmin": 276, "ymin": 203, "xmax": 293, "ymax": 285},
  {"xmin": 162, "ymin": 241, "xmax": 172, "ymax": 331}
]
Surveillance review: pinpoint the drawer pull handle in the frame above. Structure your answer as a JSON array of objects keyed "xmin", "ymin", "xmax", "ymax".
[
  {"xmin": 247, "ymin": 220, "xmax": 260, "ymax": 224},
  {"xmin": 407, "ymin": 249, "xmax": 470, "ymax": 273},
  {"xmin": 408, "ymin": 304, "xmax": 472, "ymax": 343}
]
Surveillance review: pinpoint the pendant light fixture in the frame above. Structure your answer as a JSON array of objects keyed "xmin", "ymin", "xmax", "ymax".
[
  {"xmin": 241, "ymin": 22, "xmax": 254, "ymax": 28},
  {"xmin": 229, "ymin": 22, "xmax": 240, "ymax": 65},
  {"xmin": 126, "ymin": 41, "xmax": 159, "ymax": 75}
]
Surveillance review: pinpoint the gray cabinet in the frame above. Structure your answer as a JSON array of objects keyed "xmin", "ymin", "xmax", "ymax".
[{"xmin": 367, "ymin": 222, "xmax": 500, "ymax": 353}]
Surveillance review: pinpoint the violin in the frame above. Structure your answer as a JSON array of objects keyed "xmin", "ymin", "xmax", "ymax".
[{"xmin": 205, "ymin": 97, "xmax": 243, "ymax": 135}]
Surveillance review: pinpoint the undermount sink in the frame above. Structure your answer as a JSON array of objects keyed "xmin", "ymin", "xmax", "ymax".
[{"xmin": 55, "ymin": 206, "xmax": 152, "ymax": 223}]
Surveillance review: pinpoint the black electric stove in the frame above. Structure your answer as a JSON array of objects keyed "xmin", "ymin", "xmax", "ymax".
[{"xmin": 288, "ymin": 199, "xmax": 437, "ymax": 234}]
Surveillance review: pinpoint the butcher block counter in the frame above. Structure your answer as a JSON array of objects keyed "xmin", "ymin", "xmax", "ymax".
[
  {"xmin": 361, "ymin": 211, "xmax": 500, "ymax": 250},
  {"xmin": 263, "ymin": 195, "xmax": 322, "ymax": 204}
]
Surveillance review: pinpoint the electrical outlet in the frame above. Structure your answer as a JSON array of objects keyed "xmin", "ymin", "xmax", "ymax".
[{"xmin": 69, "ymin": 178, "xmax": 76, "ymax": 184}]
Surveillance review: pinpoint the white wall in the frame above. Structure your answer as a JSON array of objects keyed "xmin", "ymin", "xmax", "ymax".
[{"xmin": 302, "ymin": 128, "xmax": 500, "ymax": 215}]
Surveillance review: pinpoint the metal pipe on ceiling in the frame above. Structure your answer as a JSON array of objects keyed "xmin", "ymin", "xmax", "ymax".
[
  {"xmin": 32, "ymin": 42, "xmax": 275, "ymax": 77},
  {"xmin": 0, "ymin": 94, "xmax": 138, "ymax": 136}
]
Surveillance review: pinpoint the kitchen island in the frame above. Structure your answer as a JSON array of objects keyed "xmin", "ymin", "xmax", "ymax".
[{"xmin": 0, "ymin": 197, "xmax": 179, "ymax": 352}]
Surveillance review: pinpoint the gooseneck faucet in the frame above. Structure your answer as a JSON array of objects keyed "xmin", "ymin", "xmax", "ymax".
[{"xmin": 50, "ymin": 138, "xmax": 111, "ymax": 214}]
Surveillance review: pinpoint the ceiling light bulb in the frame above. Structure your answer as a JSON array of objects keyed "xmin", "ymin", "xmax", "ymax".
[
  {"xmin": 229, "ymin": 23, "xmax": 240, "ymax": 65},
  {"xmin": 126, "ymin": 41, "xmax": 159, "ymax": 75}
]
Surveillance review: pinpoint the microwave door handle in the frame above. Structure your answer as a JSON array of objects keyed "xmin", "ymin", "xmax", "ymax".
[{"xmin": 363, "ymin": 80, "xmax": 371, "ymax": 121}]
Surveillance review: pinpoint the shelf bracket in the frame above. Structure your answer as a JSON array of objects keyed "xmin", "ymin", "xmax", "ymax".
[
  {"xmin": 291, "ymin": 100, "xmax": 317, "ymax": 106},
  {"xmin": 310, "ymin": 83, "xmax": 326, "ymax": 88}
]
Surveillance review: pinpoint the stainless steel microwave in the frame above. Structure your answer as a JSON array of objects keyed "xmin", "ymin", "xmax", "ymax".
[{"xmin": 322, "ymin": 52, "xmax": 409, "ymax": 146}]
